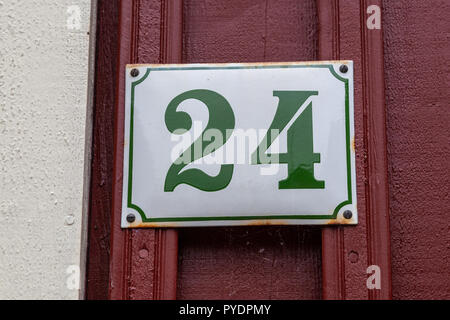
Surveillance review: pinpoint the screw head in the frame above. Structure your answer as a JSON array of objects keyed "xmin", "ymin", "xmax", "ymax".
[
  {"xmin": 339, "ymin": 64, "xmax": 348, "ymax": 73},
  {"xmin": 126, "ymin": 214, "xmax": 136, "ymax": 223},
  {"xmin": 130, "ymin": 68, "xmax": 140, "ymax": 77},
  {"xmin": 343, "ymin": 210, "xmax": 353, "ymax": 219}
]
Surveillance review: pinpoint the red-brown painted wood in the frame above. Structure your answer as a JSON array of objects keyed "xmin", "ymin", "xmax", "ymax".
[
  {"xmin": 91, "ymin": 0, "xmax": 394, "ymax": 300},
  {"xmin": 109, "ymin": 0, "xmax": 135, "ymax": 300},
  {"xmin": 88, "ymin": 0, "xmax": 449, "ymax": 301},
  {"xmin": 383, "ymin": 0, "xmax": 450, "ymax": 300},
  {"xmin": 178, "ymin": 227, "xmax": 322, "ymax": 300},
  {"xmin": 177, "ymin": 0, "xmax": 323, "ymax": 300},
  {"xmin": 85, "ymin": 0, "xmax": 120, "ymax": 300},
  {"xmin": 318, "ymin": 0, "xmax": 392, "ymax": 299},
  {"xmin": 109, "ymin": 0, "xmax": 181, "ymax": 300}
]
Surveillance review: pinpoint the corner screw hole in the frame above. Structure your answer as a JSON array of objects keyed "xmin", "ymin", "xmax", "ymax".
[
  {"xmin": 339, "ymin": 65, "xmax": 348, "ymax": 73},
  {"xmin": 343, "ymin": 210, "xmax": 353, "ymax": 219},
  {"xmin": 130, "ymin": 69, "xmax": 140, "ymax": 77},
  {"xmin": 127, "ymin": 214, "xmax": 136, "ymax": 223}
]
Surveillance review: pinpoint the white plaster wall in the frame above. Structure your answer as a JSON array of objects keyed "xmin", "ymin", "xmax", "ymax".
[{"xmin": 0, "ymin": 0, "xmax": 92, "ymax": 299}]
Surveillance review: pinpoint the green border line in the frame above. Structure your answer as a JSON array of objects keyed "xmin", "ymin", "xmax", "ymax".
[{"xmin": 126, "ymin": 64, "xmax": 352, "ymax": 222}]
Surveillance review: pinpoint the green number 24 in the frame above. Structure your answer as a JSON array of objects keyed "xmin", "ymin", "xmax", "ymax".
[{"xmin": 164, "ymin": 89, "xmax": 324, "ymax": 192}]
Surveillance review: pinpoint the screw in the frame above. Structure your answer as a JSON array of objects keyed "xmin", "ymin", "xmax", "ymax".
[
  {"xmin": 343, "ymin": 210, "xmax": 353, "ymax": 219},
  {"xmin": 126, "ymin": 214, "xmax": 136, "ymax": 223},
  {"xmin": 130, "ymin": 68, "xmax": 140, "ymax": 77},
  {"xmin": 339, "ymin": 64, "xmax": 348, "ymax": 73}
]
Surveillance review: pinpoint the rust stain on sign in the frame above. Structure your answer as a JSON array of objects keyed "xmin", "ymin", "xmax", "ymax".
[{"xmin": 126, "ymin": 60, "xmax": 351, "ymax": 69}]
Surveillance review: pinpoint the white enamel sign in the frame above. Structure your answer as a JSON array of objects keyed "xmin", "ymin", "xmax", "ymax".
[{"xmin": 121, "ymin": 61, "xmax": 356, "ymax": 227}]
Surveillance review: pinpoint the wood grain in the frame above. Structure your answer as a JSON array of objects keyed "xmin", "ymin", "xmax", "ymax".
[
  {"xmin": 85, "ymin": 0, "xmax": 120, "ymax": 300},
  {"xmin": 383, "ymin": 0, "xmax": 450, "ymax": 299}
]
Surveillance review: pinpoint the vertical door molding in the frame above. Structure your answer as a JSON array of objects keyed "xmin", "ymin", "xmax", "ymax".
[
  {"xmin": 109, "ymin": 0, "xmax": 182, "ymax": 300},
  {"xmin": 318, "ymin": 0, "xmax": 392, "ymax": 299},
  {"xmin": 86, "ymin": 0, "xmax": 119, "ymax": 300},
  {"xmin": 152, "ymin": 0, "xmax": 183, "ymax": 301}
]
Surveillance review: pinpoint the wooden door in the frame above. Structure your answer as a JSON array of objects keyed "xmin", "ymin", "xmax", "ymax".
[{"xmin": 86, "ymin": 0, "xmax": 392, "ymax": 300}]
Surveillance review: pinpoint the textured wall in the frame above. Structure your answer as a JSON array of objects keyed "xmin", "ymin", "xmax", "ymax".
[
  {"xmin": 383, "ymin": 0, "xmax": 450, "ymax": 299},
  {"xmin": 0, "ymin": 0, "xmax": 91, "ymax": 299}
]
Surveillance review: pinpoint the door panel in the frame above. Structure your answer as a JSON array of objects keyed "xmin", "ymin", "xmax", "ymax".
[
  {"xmin": 177, "ymin": 0, "xmax": 322, "ymax": 300},
  {"xmin": 178, "ymin": 227, "xmax": 322, "ymax": 299},
  {"xmin": 183, "ymin": 0, "xmax": 318, "ymax": 63},
  {"xmin": 87, "ymin": 0, "xmax": 393, "ymax": 300}
]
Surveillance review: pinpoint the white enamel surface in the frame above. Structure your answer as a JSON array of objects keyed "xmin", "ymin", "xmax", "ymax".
[{"xmin": 122, "ymin": 62, "xmax": 356, "ymax": 227}]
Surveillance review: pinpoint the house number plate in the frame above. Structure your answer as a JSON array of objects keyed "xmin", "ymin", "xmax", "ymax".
[{"xmin": 121, "ymin": 61, "xmax": 357, "ymax": 227}]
